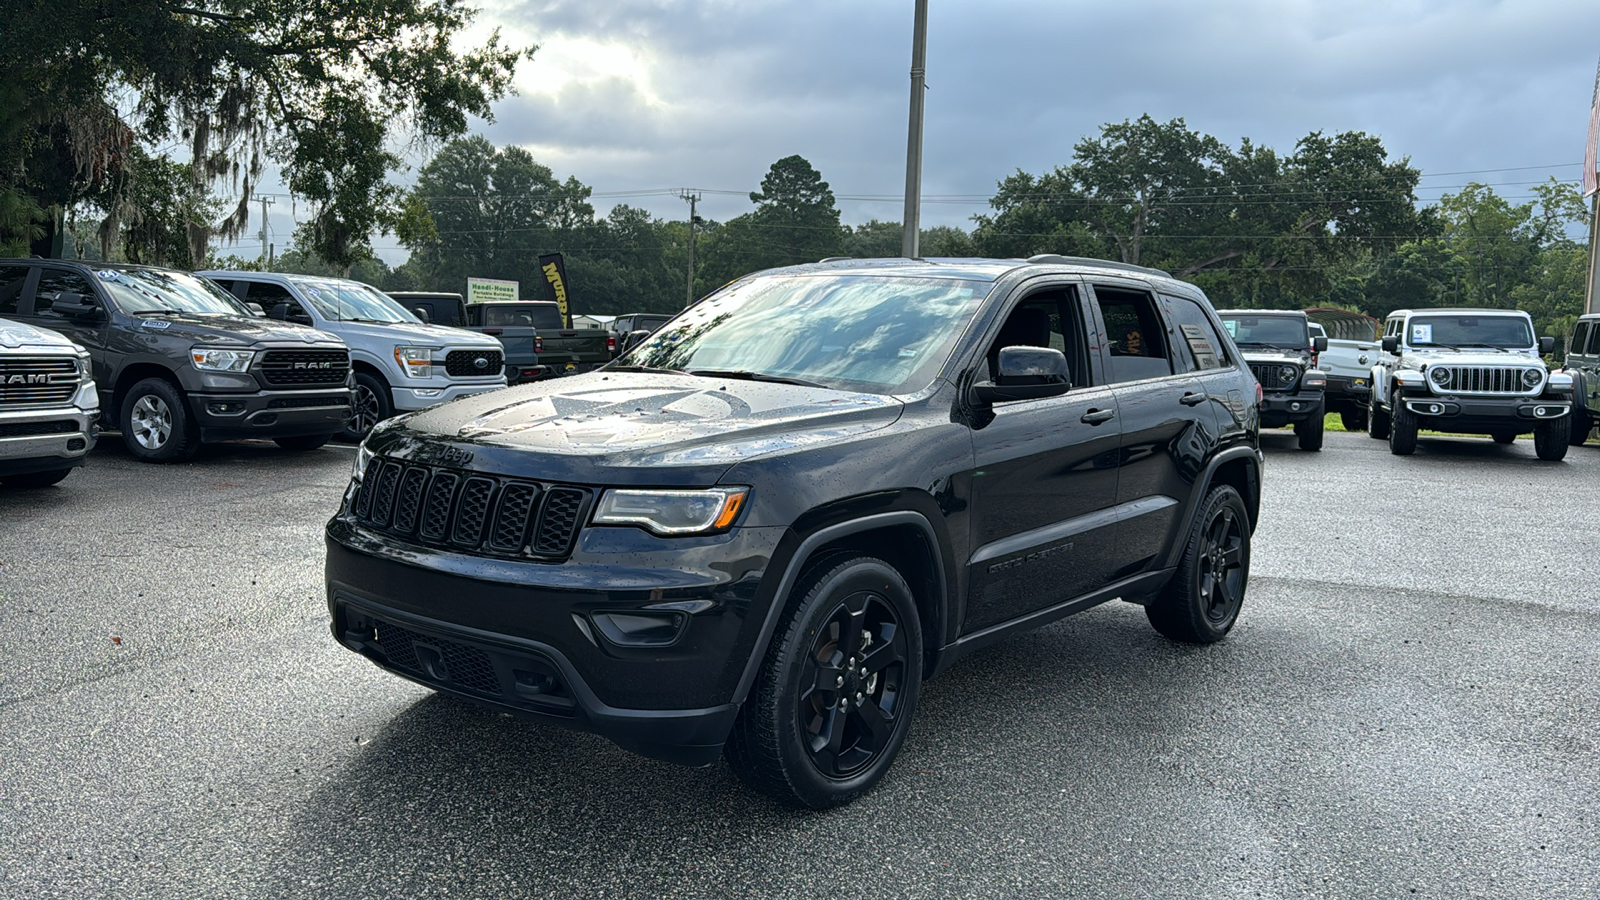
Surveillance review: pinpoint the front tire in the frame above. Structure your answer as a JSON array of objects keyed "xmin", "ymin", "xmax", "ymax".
[
  {"xmin": 120, "ymin": 378, "xmax": 199, "ymax": 463},
  {"xmin": 1568, "ymin": 409, "xmax": 1590, "ymax": 446},
  {"xmin": 274, "ymin": 434, "xmax": 332, "ymax": 452},
  {"xmin": 1388, "ymin": 395, "xmax": 1418, "ymax": 455},
  {"xmin": 1294, "ymin": 407, "xmax": 1325, "ymax": 451},
  {"xmin": 725, "ymin": 556, "xmax": 923, "ymax": 809},
  {"xmin": 1147, "ymin": 484, "xmax": 1251, "ymax": 643},
  {"xmin": 1339, "ymin": 408, "xmax": 1367, "ymax": 432},
  {"xmin": 1491, "ymin": 431, "xmax": 1516, "ymax": 445},
  {"xmin": 1, "ymin": 468, "xmax": 72, "ymax": 489},
  {"xmin": 1534, "ymin": 415, "xmax": 1570, "ymax": 461},
  {"xmin": 342, "ymin": 372, "xmax": 393, "ymax": 443},
  {"xmin": 1367, "ymin": 393, "xmax": 1390, "ymax": 440}
]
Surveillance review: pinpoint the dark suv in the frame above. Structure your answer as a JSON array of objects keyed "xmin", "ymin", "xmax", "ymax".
[
  {"xmin": 0, "ymin": 261, "xmax": 353, "ymax": 461},
  {"xmin": 325, "ymin": 256, "xmax": 1263, "ymax": 807}
]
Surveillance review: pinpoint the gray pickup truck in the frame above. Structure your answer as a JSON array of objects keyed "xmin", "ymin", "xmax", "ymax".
[
  {"xmin": 0, "ymin": 318, "xmax": 97, "ymax": 488},
  {"xmin": 465, "ymin": 301, "xmax": 610, "ymax": 379}
]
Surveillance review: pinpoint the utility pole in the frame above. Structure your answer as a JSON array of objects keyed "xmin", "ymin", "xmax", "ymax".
[
  {"xmin": 680, "ymin": 190, "xmax": 702, "ymax": 307},
  {"xmin": 900, "ymin": 0, "xmax": 929, "ymax": 260},
  {"xmin": 257, "ymin": 195, "xmax": 275, "ymax": 268}
]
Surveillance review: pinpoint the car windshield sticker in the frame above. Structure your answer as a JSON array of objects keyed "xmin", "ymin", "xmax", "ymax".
[
  {"xmin": 97, "ymin": 269, "xmax": 119, "ymax": 280},
  {"xmin": 1181, "ymin": 323, "xmax": 1219, "ymax": 368},
  {"xmin": 1411, "ymin": 324, "xmax": 1432, "ymax": 344},
  {"xmin": 898, "ymin": 348, "xmax": 918, "ymax": 358},
  {"xmin": 1222, "ymin": 319, "xmax": 1238, "ymax": 336}
]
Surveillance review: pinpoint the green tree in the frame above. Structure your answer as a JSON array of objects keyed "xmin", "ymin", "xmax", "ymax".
[
  {"xmin": 0, "ymin": 0, "xmax": 527, "ymax": 265},
  {"xmin": 697, "ymin": 155, "xmax": 843, "ymax": 288}
]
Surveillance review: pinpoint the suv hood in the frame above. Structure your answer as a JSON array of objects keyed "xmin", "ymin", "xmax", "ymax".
[
  {"xmin": 127, "ymin": 313, "xmax": 343, "ymax": 346},
  {"xmin": 0, "ymin": 319, "xmax": 77, "ymax": 351},
  {"xmin": 377, "ymin": 371, "xmax": 905, "ymax": 484},
  {"xmin": 329, "ymin": 319, "xmax": 497, "ymax": 348},
  {"xmin": 1399, "ymin": 348, "xmax": 1542, "ymax": 368}
]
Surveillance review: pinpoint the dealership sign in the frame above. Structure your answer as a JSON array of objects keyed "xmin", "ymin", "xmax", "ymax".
[{"xmin": 466, "ymin": 277, "xmax": 518, "ymax": 304}]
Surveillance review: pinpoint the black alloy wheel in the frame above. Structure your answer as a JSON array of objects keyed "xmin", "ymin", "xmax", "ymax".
[
  {"xmin": 342, "ymin": 372, "xmax": 392, "ymax": 443},
  {"xmin": 725, "ymin": 555, "xmax": 922, "ymax": 809},
  {"xmin": 1147, "ymin": 484, "xmax": 1251, "ymax": 643}
]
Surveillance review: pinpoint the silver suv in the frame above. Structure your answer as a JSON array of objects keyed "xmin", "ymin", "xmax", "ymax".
[
  {"xmin": 201, "ymin": 272, "xmax": 507, "ymax": 440},
  {"xmin": 0, "ymin": 319, "xmax": 97, "ymax": 488},
  {"xmin": 1367, "ymin": 307, "xmax": 1572, "ymax": 460}
]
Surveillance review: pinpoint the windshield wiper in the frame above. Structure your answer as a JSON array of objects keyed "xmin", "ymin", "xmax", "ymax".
[
  {"xmin": 607, "ymin": 364, "xmax": 686, "ymax": 375},
  {"xmin": 687, "ymin": 369, "xmax": 826, "ymax": 388},
  {"xmin": 134, "ymin": 308, "xmax": 186, "ymax": 316}
]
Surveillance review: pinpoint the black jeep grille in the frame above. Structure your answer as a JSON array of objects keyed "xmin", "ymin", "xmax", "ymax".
[
  {"xmin": 1249, "ymin": 363, "xmax": 1300, "ymax": 392},
  {"xmin": 350, "ymin": 458, "xmax": 592, "ymax": 561},
  {"xmin": 0, "ymin": 357, "xmax": 80, "ymax": 408},
  {"xmin": 445, "ymin": 349, "xmax": 503, "ymax": 378},
  {"xmin": 0, "ymin": 419, "xmax": 78, "ymax": 438},
  {"xmin": 258, "ymin": 349, "xmax": 351, "ymax": 386}
]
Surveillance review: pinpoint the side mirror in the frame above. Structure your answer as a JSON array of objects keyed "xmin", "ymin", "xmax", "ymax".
[
  {"xmin": 1313, "ymin": 335, "xmax": 1328, "ymax": 353},
  {"xmin": 413, "ymin": 307, "xmax": 431, "ymax": 323},
  {"xmin": 970, "ymin": 346, "xmax": 1072, "ymax": 405},
  {"xmin": 1381, "ymin": 335, "xmax": 1400, "ymax": 353},
  {"xmin": 267, "ymin": 302, "xmax": 290, "ymax": 321},
  {"xmin": 245, "ymin": 302, "xmax": 265, "ymax": 316},
  {"xmin": 1539, "ymin": 336, "xmax": 1555, "ymax": 354},
  {"xmin": 47, "ymin": 292, "xmax": 98, "ymax": 318}
]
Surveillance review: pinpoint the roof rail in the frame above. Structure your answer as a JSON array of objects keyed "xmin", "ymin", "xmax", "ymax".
[
  {"xmin": 1025, "ymin": 254, "xmax": 1170, "ymax": 277},
  {"xmin": 817, "ymin": 257, "xmax": 854, "ymax": 263}
]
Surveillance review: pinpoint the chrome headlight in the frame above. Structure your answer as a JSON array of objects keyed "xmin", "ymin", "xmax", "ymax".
[
  {"xmin": 352, "ymin": 443, "xmax": 376, "ymax": 482},
  {"xmin": 1428, "ymin": 366, "xmax": 1451, "ymax": 387},
  {"xmin": 191, "ymin": 348, "xmax": 255, "ymax": 372},
  {"xmin": 1277, "ymin": 365, "xmax": 1297, "ymax": 384},
  {"xmin": 1522, "ymin": 367, "xmax": 1543, "ymax": 388},
  {"xmin": 593, "ymin": 487, "xmax": 749, "ymax": 536},
  {"xmin": 394, "ymin": 346, "xmax": 435, "ymax": 378},
  {"xmin": 75, "ymin": 351, "xmax": 92, "ymax": 380}
]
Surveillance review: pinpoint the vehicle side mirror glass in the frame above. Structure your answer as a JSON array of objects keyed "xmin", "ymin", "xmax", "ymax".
[
  {"xmin": 1382, "ymin": 335, "xmax": 1400, "ymax": 353},
  {"xmin": 267, "ymin": 302, "xmax": 290, "ymax": 321},
  {"xmin": 413, "ymin": 307, "xmax": 430, "ymax": 323},
  {"xmin": 245, "ymin": 302, "xmax": 265, "ymax": 316},
  {"xmin": 1313, "ymin": 335, "xmax": 1328, "ymax": 353},
  {"xmin": 971, "ymin": 346, "xmax": 1072, "ymax": 405},
  {"xmin": 1539, "ymin": 335, "xmax": 1555, "ymax": 354},
  {"xmin": 47, "ymin": 292, "xmax": 98, "ymax": 318}
]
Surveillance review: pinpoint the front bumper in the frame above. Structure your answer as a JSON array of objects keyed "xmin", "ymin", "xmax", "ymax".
[
  {"xmin": 1325, "ymin": 374, "xmax": 1370, "ymax": 400},
  {"xmin": 1398, "ymin": 392, "xmax": 1570, "ymax": 434},
  {"xmin": 188, "ymin": 387, "xmax": 353, "ymax": 441},
  {"xmin": 1258, "ymin": 389, "xmax": 1325, "ymax": 428},
  {"xmin": 324, "ymin": 517, "xmax": 786, "ymax": 765},
  {"xmin": 0, "ymin": 405, "xmax": 98, "ymax": 476},
  {"xmin": 390, "ymin": 381, "xmax": 506, "ymax": 412}
]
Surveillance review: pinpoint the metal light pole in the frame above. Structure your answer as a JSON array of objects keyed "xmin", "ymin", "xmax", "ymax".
[
  {"xmin": 900, "ymin": 0, "xmax": 929, "ymax": 260},
  {"xmin": 680, "ymin": 190, "xmax": 701, "ymax": 307}
]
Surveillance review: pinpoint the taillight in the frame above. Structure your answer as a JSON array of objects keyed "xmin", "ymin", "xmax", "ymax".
[
  {"xmin": 534, "ymin": 336, "xmax": 543, "ymax": 353},
  {"xmin": 607, "ymin": 335, "xmax": 617, "ymax": 353}
]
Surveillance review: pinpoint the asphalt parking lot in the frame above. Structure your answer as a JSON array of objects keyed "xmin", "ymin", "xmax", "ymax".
[{"xmin": 2, "ymin": 429, "xmax": 1597, "ymax": 898}]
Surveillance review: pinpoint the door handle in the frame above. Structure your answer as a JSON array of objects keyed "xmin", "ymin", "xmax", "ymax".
[
  {"xmin": 1179, "ymin": 391, "xmax": 1207, "ymax": 406},
  {"xmin": 1080, "ymin": 408, "xmax": 1116, "ymax": 425}
]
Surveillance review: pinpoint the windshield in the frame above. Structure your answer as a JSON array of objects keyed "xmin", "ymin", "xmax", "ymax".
[
  {"xmin": 293, "ymin": 279, "xmax": 419, "ymax": 324},
  {"xmin": 1220, "ymin": 314, "xmax": 1310, "ymax": 349},
  {"xmin": 96, "ymin": 268, "xmax": 250, "ymax": 316},
  {"xmin": 617, "ymin": 273, "xmax": 990, "ymax": 394},
  {"xmin": 482, "ymin": 305, "xmax": 563, "ymax": 329},
  {"xmin": 1406, "ymin": 315, "xmax": 1533, "ymax": 349}
]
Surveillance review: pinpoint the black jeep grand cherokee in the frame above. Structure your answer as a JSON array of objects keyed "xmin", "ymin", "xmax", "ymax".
[{"xmin": 326, "ymin": 256, "xmax": 1263, "ymax": 808}]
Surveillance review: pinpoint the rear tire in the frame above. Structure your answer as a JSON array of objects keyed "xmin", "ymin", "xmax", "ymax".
[
  {"xmin": 1339, "ymin": 408, "xmax": 1367, "ymax": 432},
  {"xmin": 725, "ymin": 555, "xmax": 922, "ymax": 809},
  {"xmin": 1367, "ymin": 394, "xmax": 1390, "ymax": 440},
  {"xmin": 1388, "ymin": 394, "xmax": 1417, "ymax": 455},
  {"xmin": 120, "ymin": 377, "xmax": 200, "ymax": 463},
  {"xmin": 1, "ymin": 468, "xmax": 72, "ymax": 489},
  {"xmin": 1491, "ymin": 431, "xmax": 1516, "ymax": 445},
  {"xmin": 274, "ymin": 434, "xmax": 332, "ymax": 452},
  {"xmin": 1294, "ymin": 407, "xmax": 1325, "ymax": 451},
  {"xmin": 1147, "ymin": 484, "xmax": 1251, "ymax": 644},
  {"xmin": 1534, "ymin": 415, "xmax": 1570, "ymax": 461}
]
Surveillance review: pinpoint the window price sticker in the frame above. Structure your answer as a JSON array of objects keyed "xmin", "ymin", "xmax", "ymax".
[{"xmin": 1411, "ymin": 324, "xmax": 1432, "ymax": 344}]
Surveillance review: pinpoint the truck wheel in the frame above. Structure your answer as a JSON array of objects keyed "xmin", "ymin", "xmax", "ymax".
[
  {"xmin": 1534, "ymin": 415, "xmax": 1570, "ymax": 461},
  {"xmin": 725, "ymin": 555, "xmax": 922, "ymax": 809},
  {"xmin": 1568, "ymin": 409, "xmax": 1590, "ymax": 446},
  {"xmin": 1146, "ymin": 484, "xmax": 1251, "ymax": 644},
  {"xmin": 1491, "ymin": 431, "xmax": 1515, "ymax": 444},
  {"xmin": 343, "ymin": 372, "xmax": 392, "ymax": 443},
  {"xmin": 1, "ymin": 468, "xmax": 72, "ymax": 489},
  {"xmin": 1388, "ymin": 396, "xmax": 1417, "ymax": 455},
  {"xmin": 274, "ymin": 434, "xmax": 332, "ymax": 452},
  {"xmin": 121, "ymin": 378, "xmax": 200, "ymax": 463},
  {"xmin": 1294, "ymin": 408, "xmax": 1325, "ymax": 451},
  {"xmin": 1339, "ymin": 409, "xmax": 1367, "ymax": 432},
  {"xmin": 1367, "ymin": 395, "xmax": 1390, "ymax": 440}
]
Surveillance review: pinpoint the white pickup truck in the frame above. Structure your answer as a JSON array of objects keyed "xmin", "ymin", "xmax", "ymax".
[{"xmin": 1306, "ymin": 309, "xmax": 1382, "ymax": 431}]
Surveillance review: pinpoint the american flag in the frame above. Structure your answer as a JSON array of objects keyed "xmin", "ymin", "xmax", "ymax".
[{"xmin": 1587, "ymin": 60, "xmax": 1600, "ymax": 198}]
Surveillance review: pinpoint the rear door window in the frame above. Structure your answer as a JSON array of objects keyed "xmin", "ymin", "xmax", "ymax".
[
  {"xmin": 31, "ymin": 268, "xmax": 97, "ymax": 318},
  {"xmin": 1093, "ymin": 286, "xmax": 1174, "ymax": 384},
  {"xmin": 1161, "ymin": 294, "xmax": 1228, "ymax": 371},
  {"xmin": 0, "ymin": 265, "xmax": 29, "ymax": 315}
]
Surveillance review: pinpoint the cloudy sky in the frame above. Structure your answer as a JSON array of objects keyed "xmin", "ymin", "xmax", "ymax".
[{"xmin": 254, "ymin": 0, "xmax": 1600, "ymax": 262}]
